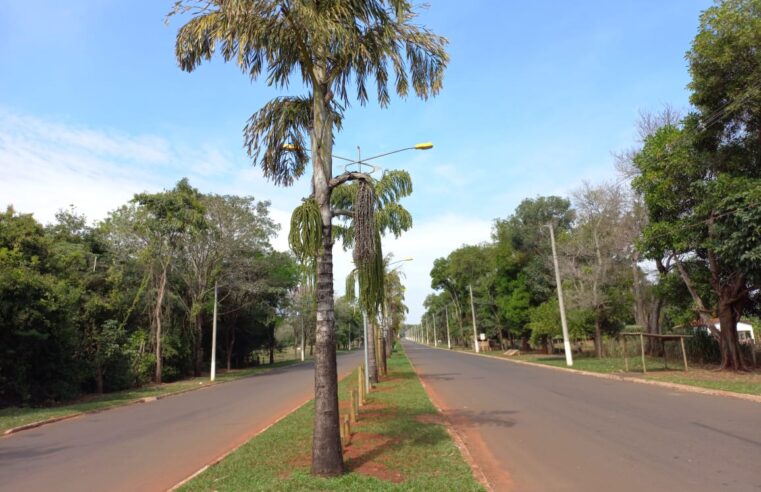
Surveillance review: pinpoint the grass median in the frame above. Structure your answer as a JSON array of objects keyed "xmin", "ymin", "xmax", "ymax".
[
  {"xmin": 180, "ymin": 347, "xmax": 484, "ymax": 491},
  {"xmin": 0, "ymin": 359, "xmax": 305, "ymax": 434}
]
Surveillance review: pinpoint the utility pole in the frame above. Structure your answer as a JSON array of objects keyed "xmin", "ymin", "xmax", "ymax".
[
  {"xmin": 210, "ymin": 281, "xmax": 218, "ymax": 381},
  {"xmin": 433, "ymin": 313, "xmax": 438, "ymax": 347},
  {"xmin": 300, "ymin": 295, "xmax": 306, "ymax": 362},
  {"xmin": 445, "ymin": 304, "xmax": 452, "ymax": 349},
  {"xmin": 362, "ymin": 310, "xmax": 370, "ymax": 392},
  {"xmin": 469, "ymin": 284, "xmax": 479, "ymax": 353},
  {"xmin": 546, "ymin": 223, "xmax": 573, "ymax": 367}
]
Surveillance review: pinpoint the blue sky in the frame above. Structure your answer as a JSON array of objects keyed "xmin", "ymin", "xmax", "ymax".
[{"xmin": 0, "ymin": 0, "xmax": 712, "ymax": 320}]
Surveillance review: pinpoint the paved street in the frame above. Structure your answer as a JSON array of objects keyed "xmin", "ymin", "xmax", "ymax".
[
  {"xmin": 404, "ymin": 341, "xmax": 761, "ymax": 492},
  {"xmin": 0, "ymin": 351, "xmax": 362, "ymax": 492}
]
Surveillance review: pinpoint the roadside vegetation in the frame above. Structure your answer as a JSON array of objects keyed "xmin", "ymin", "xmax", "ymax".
[
  {"xmin": 419, "ymin": 0, "xmax": 761, "ymax": 374},
  {"xmin": 0, "ymin": 358, "xmax": 306, "ymax": 434},
  {"xmin": 180, "ymin": 348, "xmax": 483, "ymax": 492}
]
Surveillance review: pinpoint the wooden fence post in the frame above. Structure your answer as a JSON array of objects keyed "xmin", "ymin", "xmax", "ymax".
[
  {"xmin": 349, "ymin": 389, "xmax": 357, "ymax": 424},
  {"xmin": 680, "ymin": 337, "xmax": 689, "ymax": 372},
  {"xmin": 640, "ymin": 333, "xmax": 647, "ymax": 374}
]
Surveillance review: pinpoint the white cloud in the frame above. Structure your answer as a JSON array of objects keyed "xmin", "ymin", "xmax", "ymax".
[
  {"xmin": 0, "ymin": 108, "xmax": 490, "ymax": 325},
  {"xmin": 0, "ymin": 109, "xmax": 173, "ymax": 223}
]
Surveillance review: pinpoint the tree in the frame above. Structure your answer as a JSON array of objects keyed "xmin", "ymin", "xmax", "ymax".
[
  {"xmin": 633, "ymin": 119, "xmax": 761, "ymax": 370},
  {"xmin": 178, "ymin": 194, "xmax": 277, "ymax": 376},
  {"xmin": 131, "ymin": 179, "xmax": 206, "ymax": 383},
  {"xmin": 172, "ymin": 1, "xmax": 448, "ymax": 475},
  {"xmin": 563, "ymin": 182, "xmax": 632, "ymax": 357},
  {"xmin": 492, "ymin": 196, "xmax": 575, "ymax": 349},
  {"xmin": 0, "ymin": 207, "xmax": 80, "ymax": 404}
]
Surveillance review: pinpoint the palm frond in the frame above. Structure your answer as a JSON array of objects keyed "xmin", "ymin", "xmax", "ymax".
[
  {"xmin": 288, "ymin": 198, "xmax": 321, "ymax": 259},
  {"xmin": 243, "ymin": 97, "xmax": 311, "ymax": 186}
]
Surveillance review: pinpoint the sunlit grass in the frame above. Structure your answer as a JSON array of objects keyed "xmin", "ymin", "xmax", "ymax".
[{"xmin": 180, "ymin": 348, "xmax": 483, "ymax": 491}]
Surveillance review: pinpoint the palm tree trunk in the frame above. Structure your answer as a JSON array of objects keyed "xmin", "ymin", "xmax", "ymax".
[{"xmin": 310, "ymin": 83, "xmax": 343, "ymax": 477}]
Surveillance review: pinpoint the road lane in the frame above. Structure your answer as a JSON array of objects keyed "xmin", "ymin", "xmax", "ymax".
[
  {"xmin": 0, "ymin": 351, "xmax": 362, "ymax": 492},
  {"xmin": 403, "ymin": 341, "xmax": 761, "ymax": 492}
]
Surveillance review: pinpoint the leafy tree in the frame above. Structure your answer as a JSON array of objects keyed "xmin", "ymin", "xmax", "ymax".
[
  {"xmin": 0, "ymin": 208, "xmax": 80, "ymax": 404},
  {"xmin": 562, "ymin": 182, "xmax": 633, "ymax": 357},
  {"xmin": 172, "ymin": 1, "xmax": 447, "ymax": 475},
  {"xmin": 633, "ymin": 120, "xmax": 761, "ymax": 370},
  {"xmin": 131, "ymin": 179, "xmax": 206, "ymax": 383},
  {"xmin": 492, "ymin": 196, "xmax": 574, "ymax": 349}
]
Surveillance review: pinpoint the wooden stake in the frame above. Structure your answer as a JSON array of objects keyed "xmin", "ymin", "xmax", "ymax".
[
  {"xmin": 680, "ymin": 336, "xmax": 689, "ymax": 372},
  {"xmin": 342, "ymin": 415, "xmax": 351, "ymax": 446},
  {"xmin": 349, "ymin": 389, "xmax": 357, "ymax": 424},
  {"xmin": 640, "ymin": 333, "xmax": 647, "ymax": 374}
]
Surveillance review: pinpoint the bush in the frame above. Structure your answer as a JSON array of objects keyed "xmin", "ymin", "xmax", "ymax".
[{"xmin": 685, "ymin": 330, "xmax": 721, "ymax": 365}]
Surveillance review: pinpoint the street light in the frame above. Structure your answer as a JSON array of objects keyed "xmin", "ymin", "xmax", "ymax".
[
  {"xmin": 544, "ymin": 223, "xmax": 573, "ymax": 367},
  {"xmin": 283, "ymin": 143, "xmax": 433, "ymax": 175}
]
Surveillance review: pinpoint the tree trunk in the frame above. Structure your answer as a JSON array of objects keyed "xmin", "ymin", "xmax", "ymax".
[
  {"xmin": 310, "ymin": 82, "xmax": 343, "ymax": 477},
  {"xmin": 646, "ymin": 298, "xmax": 664, "ymax": 356},
  {"xmin": 154, "ymin": 263, "xmax": 168, "ymax": 384},
  {"xmin": 193, "ymin": 312, "xmax": 203, "ymax": 377},
  {"xmin": 226, "ymin": 324, "xmax": 235, "ymax": 371},
  {"xmin": 95, "ymin": 364, "xmax": 104, "ymax": 394},
  {"xmin": 594, "ymin": 314, "xmax": 603, "ymax": 358},
  {"xmin": 717, "ymin": 293, "xmax": 746, "ymax": 371}
]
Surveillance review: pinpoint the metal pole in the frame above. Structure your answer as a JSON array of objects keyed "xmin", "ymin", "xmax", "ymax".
[
  {"xmin": 547, "ymin": 223, "xmax": 573, "ymax": 367},
  {"xmin": 469, "ymin": 284, "xmax": 479, "ymax": 353},
  {"xmin": 433, "ymin": 313, "xmax": 438, "ymax": 347},
  {"xmin": 445, "ymin": 304, "xmax": 452, "ymax": 349},
  {"xmin": 362, "ymin": 310, "xmax": 370, "ymax": 392},
  {"xmin": 210, "ymin": 281, "xmax": 218, "ymax": 382},
  {"xmin": 300, "ymin": 297, "xmax": 306, "ymax": 362}
]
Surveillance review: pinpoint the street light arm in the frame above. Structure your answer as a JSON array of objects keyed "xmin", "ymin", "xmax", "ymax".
[
  {"xmin": 332, "ymin": 209, "xmax": 355, "ymax": 219},
  {"xmin": 329, "ymin": 171, "xmax": 373, "ymax": 190}
]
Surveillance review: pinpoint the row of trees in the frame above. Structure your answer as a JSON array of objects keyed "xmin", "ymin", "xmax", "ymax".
[
  {"xmin": 423, "ymin": 0, "xmax": 761, "ymax": 371},
  {"xmin": 1, "ymin": 179, "xmax": 298, "ymax": 406}
]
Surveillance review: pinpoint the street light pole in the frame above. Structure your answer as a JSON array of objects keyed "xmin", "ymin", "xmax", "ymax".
[
  {"xmin": 433, "ymin": 313, "xmax": 438, "ymax": 347},
  {"xmin": 210, "ymin": 281, "xmax": 218, "ymax": 382},
  {"xmin": 445, "ymin": 304, "xmax": 452, "ymax": 350},
  {"xmin": 546, "ymin": 223, "xmax": 573, "ymax": 367},
  {"xmin": 469, "ymin": 284, "xmax": 480, "ymax": 353},
  {"xmin": 363, "ymin": 310, "xmax": 370, "ymax": 392}
]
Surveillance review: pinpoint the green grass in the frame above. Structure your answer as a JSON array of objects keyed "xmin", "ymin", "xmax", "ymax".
[
  {"xmin": 646, "ymin": 372, "xmax": 761, "ymax": 396},
  {"xmin": 180, "ymin": 348, "xmax": 484, "ymax": 491},
  {"xmin": 489, "ymin": 351, "xmax": 761, "ymax": 397},
  {"xmin": 0, "ymin": 359, "xmax": 304, "ymax": 434},
  {"xmin": 510, "ymin": 353, "xmax": 674, "ymax": 373}
]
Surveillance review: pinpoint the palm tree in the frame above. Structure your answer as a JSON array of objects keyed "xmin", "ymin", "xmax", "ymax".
[
  {"xmin": 341, "ymin": 170, "xmax": 414, "ymax": 383},
  {"xmin": 171, "ymin": 0, "xmax": 447, "ymax": 476}
]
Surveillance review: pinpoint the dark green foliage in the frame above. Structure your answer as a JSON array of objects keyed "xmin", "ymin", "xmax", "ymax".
[{"xmin": 0, "ymin": 182, "xmax": 296, "ymax": 407}]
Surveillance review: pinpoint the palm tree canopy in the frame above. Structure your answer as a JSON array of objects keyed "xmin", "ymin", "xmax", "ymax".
[{"xmin": 171, "ymin": 0, "xmax": 448, "ymax": 185}]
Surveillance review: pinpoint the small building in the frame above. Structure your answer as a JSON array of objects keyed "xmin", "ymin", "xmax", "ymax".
[{"xmin": 695, "ymin": 319, "xmax": 756, "ymax": 343}]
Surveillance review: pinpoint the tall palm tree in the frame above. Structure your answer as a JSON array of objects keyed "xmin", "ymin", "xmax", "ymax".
[{"xmin": 171, "ymin": 0, "xmax": 447, "ymax": 476}]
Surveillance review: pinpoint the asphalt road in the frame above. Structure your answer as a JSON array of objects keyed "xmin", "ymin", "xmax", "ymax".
[
  {"xmin": 0, "ymin": 351, "xmax": 362, "ymax": 492},
  {"xmin": 403, "ymin": 341, "xmax": 761, "ymax": 492}
]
